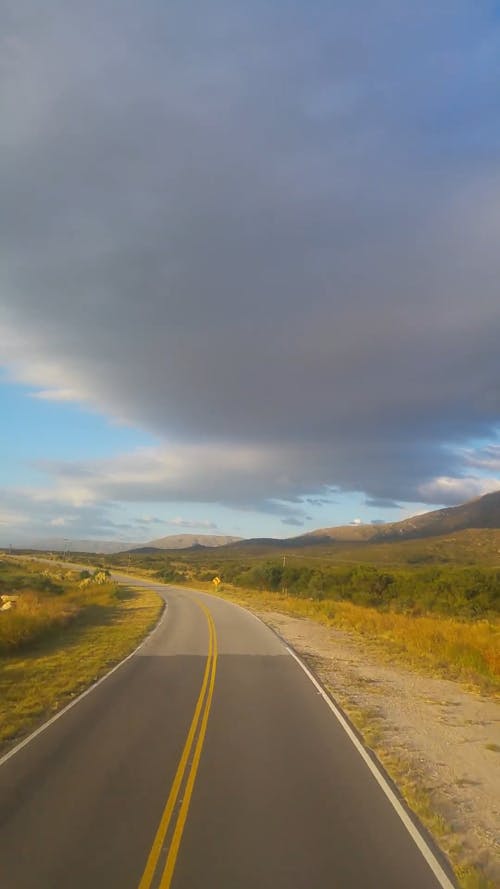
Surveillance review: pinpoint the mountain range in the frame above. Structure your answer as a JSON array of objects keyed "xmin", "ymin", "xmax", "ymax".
[
  {"xmin": 129, "ymin": 534, "xmax": 242, "ymax": 552},
  {"xmin": 297, "ymin": 489, "xmax": 500, "ymax": 545},
  {"xmin": 3, "ymin": 490, "xmax": 500, "ymax": 554},
  {"xmin": 2, "ymin": 533, "xmax": 241, "ymax": 554}
]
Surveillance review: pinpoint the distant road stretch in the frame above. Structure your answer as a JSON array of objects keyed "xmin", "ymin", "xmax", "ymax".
[{"xmin": 0, "ymin": 577, "xmax": 456, "ymax": 888}]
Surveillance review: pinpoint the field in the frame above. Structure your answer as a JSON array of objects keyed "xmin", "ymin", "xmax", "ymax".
[
  {"xmin": 3, "ymin": 540, "xmax": 499, "ymax": 887},
  {"xmin": 103, "ymin": 531, "xmax": 499, "ymax": 887},
  {"xmin": 87, "ymin": 527, "xmax": 500, "ymax": 694},
  {"xmin": 0, "ymin": 558, "xmax": 163, "ymax": 751},
  {"xmin": 206, "ymin": 585, "xmax": 499, "ymax": 692}
]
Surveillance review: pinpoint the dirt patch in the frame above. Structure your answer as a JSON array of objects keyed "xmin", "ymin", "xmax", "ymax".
[{"xmin": 259, "ymin": 610, "xmax": 500, "ymax": 886}]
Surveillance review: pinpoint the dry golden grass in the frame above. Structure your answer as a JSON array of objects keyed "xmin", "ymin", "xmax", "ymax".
[
  {"xmin": 189, "ymin": 581, "xmax": 499, "ymax": 693},
  {"xmin": 0, "ymin": 593, "xmax": 76, "ymax": 653},
  {"xmin": 0, "ymin": 571, "xmax": 163, "ymax": 752},
  {"xmin": 190, "ymin": 580, "xmax": 498, "ymax": 887},
  {"xmin": 321, "ymin": 601, "xmax": 499, "ymax": 690}
]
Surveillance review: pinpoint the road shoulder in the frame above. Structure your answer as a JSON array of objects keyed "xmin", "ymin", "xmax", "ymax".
[{"xmin": 258, "ymin": 609, "xmax": 500, "ymax": 889}]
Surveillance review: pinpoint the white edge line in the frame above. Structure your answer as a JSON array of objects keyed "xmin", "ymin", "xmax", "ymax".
[
  {"xmin": 0, "ymin": 590, "xmax": 168, "ymax": 769},
  {"xmin": 189, "ymin": 587, "xmax": 455, "ymax": 888},
  {"xmin": 285, "ymin": 644, "xmax": 456, "ymax": 889},
  {"xmin": 109, "ymin": 582, "xmax": 455, "ymax": 888}
]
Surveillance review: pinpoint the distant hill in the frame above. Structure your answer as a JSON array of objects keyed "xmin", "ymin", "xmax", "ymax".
[
  {"xmin": 297, "ymin": 524, "xmax": 381, "ymax": 544},
  {"xmin": 374, "ymin": 489, "xmax": 500, "ymax": 541},
  {"xmin": 292, "ymin": 489, "xmax": 500, "ymax": 546},
  {"xmin": 0, "ymin": 532, "xmax": 241, "ymax": 555},
  {"xmin": 215, "ymin": 490, "xmax": 500, "ymax": 555},
  {"xmin": 0, "ymin": 538, "xmax": 135, "ymax": 554},
  {"xmin": 141, "ymin": 533, "xmax": 242, "ymax": 550},
  {"xmin": 5, "ymin": 491, "xmax": 500, "ymax": 558}
]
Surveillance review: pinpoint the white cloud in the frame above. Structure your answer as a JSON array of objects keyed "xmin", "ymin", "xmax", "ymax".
[
  {"xmin": 462, "ymin": 445, "xmax": 500, "ymax": 473},
  {"xmin": 418, "ymin": 475, "xmax": 500, "ymax": 505},
  {"xmin": 34, "ymin": 443, "xmax": 321, "ymax": 510},
  {"xmin": 0, "ymin": 490, "xmax": 140, "ymax": 545},
  {"xmin": 31, "ymin": 388, "xmax": 85, "ymax": 402},
  {"xmin": 49, "ymin": 515, "xmax": 79, "ymax": 527},
  {"xmin": 15, "ymin": 439, "xmax": 500, "ymax": 525},
  {"xmin": 0, "ymin": 509, "xmax": 29, "ymax": 527}
]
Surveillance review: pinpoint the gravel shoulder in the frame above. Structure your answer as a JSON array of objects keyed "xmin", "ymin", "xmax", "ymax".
[{"xmin": 259, "ymin": 609, "xmax": 500, "ymax": 886}]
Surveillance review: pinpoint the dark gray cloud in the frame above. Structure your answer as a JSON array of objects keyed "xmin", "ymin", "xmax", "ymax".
[
  {"xmin": 365, "ymin": 497, "xmax": 402, "ymax": 510},
  {"xmin": 2, "ymin": 2, "xmax": 500, "ymax": 509},
  {"xmin": 30, "ymin": 441, "xmax": 455, "ymax": 511}
]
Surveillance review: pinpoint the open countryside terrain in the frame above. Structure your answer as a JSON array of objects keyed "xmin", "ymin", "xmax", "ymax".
[
  {"xmin": 128, "ymin": 542, "xmax": 499, "ymax": 887},
  {"xmin": 68, "ymin": 497, "xmax": 500, "ymax": 887},
  {"xmin": 0, "ymin": 558, "xmax": 162, "ymax": 751},
  {"xmin": 0, "ymin": 573, "xmax": 461, "ymax": 889},
  {"xmin": 1, "ymin": 492, "xmax": 500, "ymax": 887}
]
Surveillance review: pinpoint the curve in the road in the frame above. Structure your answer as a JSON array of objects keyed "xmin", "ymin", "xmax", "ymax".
[{"xmin": 0, "ymin": 576, "xmax": 458, "ymax": 889}]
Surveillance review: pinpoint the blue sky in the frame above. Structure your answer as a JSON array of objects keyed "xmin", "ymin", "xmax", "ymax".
[
  {"xmin": 1, "ymin": 1, "xmax": 500, "ymax": 545},
  {"xmin": 1, "ymin": 377, "xmax": 427, "ymax": 542},
  {"xmin": 0, "ymin": 378, "xmax": 156, "ymax": 479},
  {"xmin": 0, "ymin": 376, "xmax": 419, "ymax": 541}
]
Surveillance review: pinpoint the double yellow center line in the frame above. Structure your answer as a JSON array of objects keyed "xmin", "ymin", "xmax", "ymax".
[{"xmin": 138, "ymin": 600, "xmax": 218, "ymax": 889}]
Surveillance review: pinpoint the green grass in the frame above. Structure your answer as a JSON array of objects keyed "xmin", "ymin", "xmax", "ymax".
[
  {"xmin": 83, "ymin": 528, "xmax": 500, "ymax": 620},
  {"xmin": 0, "ymin": 559, "xmax": 163, "ymax": 752}
]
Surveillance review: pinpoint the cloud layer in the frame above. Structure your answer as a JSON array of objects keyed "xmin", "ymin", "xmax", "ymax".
[{"xmin": 2, "ymin": 2, "xmax": 500, "ymax": 519}]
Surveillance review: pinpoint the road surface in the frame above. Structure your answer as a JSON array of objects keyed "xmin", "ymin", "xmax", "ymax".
[{"xmin": 0, "ymin": 579, "xmax": 456, "ymax": 888}]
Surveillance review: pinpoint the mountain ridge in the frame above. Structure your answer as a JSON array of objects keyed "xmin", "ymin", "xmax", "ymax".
[
  {"xmin": 139, "ymin": 533, "xmax": 242, "ymax": 550},
  {"xmin": 295, "ymin": 489, "xmax": 500, "ymax": 545},
  {"xmin": 3, "ymin": 491, "xmax": 500, "ymax": 554}
]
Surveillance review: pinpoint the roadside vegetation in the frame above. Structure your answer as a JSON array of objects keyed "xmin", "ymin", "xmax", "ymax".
[
  {"xmin": 0, "ymin": 558, "xmax": 163, "ymax": 751},
  {"xmin": 133, "ymin": 537, "xmax": 499, "ymax": 887},
  {"xmin": 189, "ymin": 582, "xmax": 499, "ymax": 693},
  {"xmin": 88, "ymin": 531, "xmax": 500, "ymax": 694},
  {"xmin": 7, "ymin": 538, "xmax": 498, "ymax": 888},
  {"xmin": 202, "ymin": 561, "xmax": 500, "ymax": 617}
]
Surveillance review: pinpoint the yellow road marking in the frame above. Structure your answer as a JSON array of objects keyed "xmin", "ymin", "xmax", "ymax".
[
  {"xmin": 137, "ymin": 599, "xmax": 217, "ymax": 889},
  {"xmin": 159, "ymin": 609, "xmax": 217, "ymax": 888}
]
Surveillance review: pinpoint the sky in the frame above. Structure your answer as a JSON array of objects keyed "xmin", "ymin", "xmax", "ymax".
[{"xmin": 1, "ymin": 1, "xmax": 500, "ymax": 545}]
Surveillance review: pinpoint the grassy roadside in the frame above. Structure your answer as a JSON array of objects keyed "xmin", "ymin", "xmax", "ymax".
[
  {"xmin": 0, "ymin": 559, "xmax": 163, "ymax": 753},
  {"xmin": 184, "ymin": 581, "xmax": 499, "ymax": 695},
  {"xmin": 184, "ymin": 580, "xmax": 498, "ymax": 888}
]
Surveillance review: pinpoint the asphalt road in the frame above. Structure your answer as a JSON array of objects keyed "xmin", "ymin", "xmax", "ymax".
[{"xmin": 0, "ymin": 578, "xmax": 457, "ymax": 889}]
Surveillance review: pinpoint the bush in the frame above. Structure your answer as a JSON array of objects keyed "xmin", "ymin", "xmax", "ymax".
[
  {"xmin": 229, "ymin": 561, "xmax": 500, "ymax": 618},
  {"xmin": 0, "ymin": 593, "xmax": 75, "ymax": 654}
]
